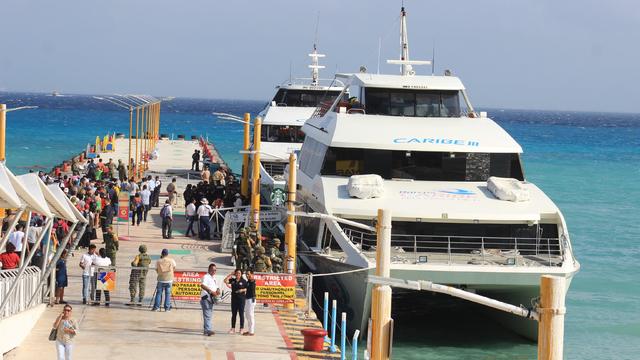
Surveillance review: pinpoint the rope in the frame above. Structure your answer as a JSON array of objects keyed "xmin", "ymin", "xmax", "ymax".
[{"xmin": 311, "ymin": 267, "xmax": 370, "ymax": 278}]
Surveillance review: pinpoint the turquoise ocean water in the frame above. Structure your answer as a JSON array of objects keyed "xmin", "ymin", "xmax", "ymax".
[{"xmin": 1, "ymin": 93, "xmax": 638, "ymax": 359}]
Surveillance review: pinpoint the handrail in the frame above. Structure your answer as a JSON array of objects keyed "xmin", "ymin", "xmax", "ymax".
[{"xmin": 342, "ymin": 228, "xmax": 563, "ymax": 267}]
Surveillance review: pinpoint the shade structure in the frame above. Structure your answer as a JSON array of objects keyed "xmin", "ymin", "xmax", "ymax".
[
  {"xmin": 0, "ymin": 163, "xmax": 23, "ymax": 209},
  {"xmin": 15, "ymin": 174, "xmax": 75, "ymax": 221},
  {"xmin": 8, "ymin": 172, "xmax": 53, "ymax": 217},
  {"xmin": 47, "ymin": 184, "xmax": 86, "ymax": 224}
]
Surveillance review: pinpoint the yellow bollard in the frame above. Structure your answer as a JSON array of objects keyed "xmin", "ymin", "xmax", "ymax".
[
  {"xmin": 0, "ymin": 104, "xmax": 6, "ymax": 162},
  {"xmin": 250, "ymin": 116, "xmax": 262, "ymax": 228},
  {"xmin": 240, "ymin": 113, "xmax": 251, "ymax": 198}
]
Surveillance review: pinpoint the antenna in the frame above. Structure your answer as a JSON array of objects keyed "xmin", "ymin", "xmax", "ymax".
[
  {"xmin": 289, "ymin": 61, "xmax": 293, "ymax": 84},
  {"xmin": 432, "ymin": 42, "xmax": 435, "ymax": 75},
  {"xmin": 386, "ymin": 5, "xmax": 430, "ymax": 76},
  {"xmin": 377, "ymin": 37, "xmax": 382, "ymax": 74}
]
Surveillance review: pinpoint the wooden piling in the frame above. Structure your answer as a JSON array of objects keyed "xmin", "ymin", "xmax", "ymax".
[
  {"xmin": 538, "ymin": 275, "xmax": 567, "ymax": 360},
  {"xmin": 371, "ymin": 209, "xmax": 392, "ymax": 360}
]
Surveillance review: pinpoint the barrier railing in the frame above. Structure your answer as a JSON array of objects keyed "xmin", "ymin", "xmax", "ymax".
[
  {"xmin": 0, "ymin": 266, "xmax": 43, "ymax": 319},
  {"xmin": 343, "ymin": 228, "xmax": 564, "ymax": 267}
]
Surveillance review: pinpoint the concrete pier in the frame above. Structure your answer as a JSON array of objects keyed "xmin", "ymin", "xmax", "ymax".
[{"xmin": 4, "ymin": 138, "xmax": 337, "ymax": 360}]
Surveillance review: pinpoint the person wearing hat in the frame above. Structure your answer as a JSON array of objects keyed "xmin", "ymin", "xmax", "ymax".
[
  {"xmin": 152, "ymin": 249, "xmax": 176, "ymax": 311},
  {"xmin": 197, "ymin": 197, "xmax": 213, "ymax": 240},
  {"xmin": 267, "ymin": 238, "xmax": 284, "ymax": 273},
  {"xmin": 128, "ymin": 244, "xmax": 152, "ymax": 305}
]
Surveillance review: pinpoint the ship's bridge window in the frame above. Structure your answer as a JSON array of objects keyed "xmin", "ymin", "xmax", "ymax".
[
  {"xmin": 272, "ymin": 89, "xmax": 342, "ymax": 107},
  {"xmin": 364, "ymin": 88, "xmax": 461, "ymax": 117},
  {"xmin": 299, "ymin": 138, "xmax": 328, "ymax": 176},
  {"xmin": 260, "ymin": 125, "xmax": 305, "ymax": 143},
  {"xmin": 321, "ymin": 147, "xmax": 524, "ymax": 181}
]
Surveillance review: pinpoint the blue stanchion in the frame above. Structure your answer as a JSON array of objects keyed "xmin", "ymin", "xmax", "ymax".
[
  {"xmin": 340, "ymin": 312, "xmax": 347, "ymax": 360},
  {"xmin": 324, "ymin": 292, "xmax": 329, "ymax": 343},
  {"xmin": 352, "ymin": 329, "xmax": 360, "ymax": 360},
  {"xmin": 330, "ymin": 299, "xmax": 337, "ymax": 353}
]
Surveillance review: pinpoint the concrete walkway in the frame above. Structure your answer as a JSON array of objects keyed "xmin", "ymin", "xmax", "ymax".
[{"xmin": 5, "ymin": 140, "xmax": 299, "ymax": 360}]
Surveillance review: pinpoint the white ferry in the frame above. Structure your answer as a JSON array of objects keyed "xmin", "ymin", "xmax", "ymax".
[
  {"xmin": 256, "ymin": 45, "xmax": 344, "ymax": 204},
  {"xmin": 294, "ymin": 7, "xmax": 579, "ymax": 339}
]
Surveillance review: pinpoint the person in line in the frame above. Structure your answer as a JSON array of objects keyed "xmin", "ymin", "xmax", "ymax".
[
  {"xmin": 185, "ymin": 198, "xmax": 197, "ymax": 238},
  {"xmin": 104, "ymin": 226, "xmax": 119, "ymax": 265},
  {"xmin": 117, "ymin": 160, "xmax": 127, "ymax": 182},
  {"xmin": 129, "ymin": 245, "xmax": 151, "ymax": 305},
  {"xmin": 152, "ymin": 176, "xmax": 162, "ymax": 207},
  {"xmin": 224, "ymin": 269, "xmax": 247, "ymax": 334},
  {"xmin": 160, "ymin": 199, "xmax": 173, "ymax": 239},
  {"xmin": 152, "ymin": 249, "xmax": 176, "ymax": 311},
  {"xmin": 99, "ymin": 198, "xmax": 115, "ymax": 241},
  {"xmin": 131, "ymin": 192, "xmax": 143, "ymax": 226},
  {"xmin": 92, "ymin": 248, "xmax": 112, "ymax": 306},
  {"xmin": 191, "ymin": 149, "xmax": 201, "ymax": 171},
  {"xmin": 140, "ymin": 185, "xmax": 151, "ymax": 222},
  {"xmin": 200, "ymin": 263, "xmax": 220, "ymax": 336},
  {"xmin": 79, "ymin": 244, "xmax": 97, "ymax": 304},
  {"xmin": 0, "ymin": 242, "xmax": 20, "ymax": 270},
  {"xmin": 166, "ymin": 178, "xmax": 178, "ymax": 206},
  {"xmin": 243, "ymin": 270, "xmax": 257, "ymax": 336},
  {"xmin": 54, "ymin": 250, "xmax": 69, "ymax": 304},
  {"xmin": 8, "ymin": 223, "xmax": 26, "ymax": 258},
  {"xmin": 197, "ymin": 198, "xmax": 212, "ymax": 240},
  {"xmin": 53, "ymin": 304, "xmax": 77, "ymax": 360},
  {"xmin": 147, "ymin": 176, "xmax": 156, "ymax": 208},
  {"xmin": 201, "ymin": 166, "xmax": 211, "ymax": 183}
]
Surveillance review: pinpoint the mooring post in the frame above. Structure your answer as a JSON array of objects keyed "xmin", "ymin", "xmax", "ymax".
[
  {"xmin": 330, "ymin": 299, "xmax": 338, "ymax": 353},
  {"xmin": 538, "ymin": 275, "xmax": 567, "ymax": 360},
  {"xmin": 324, "ymin": 292, "xmax": 330, "ymax": 342},
  {"xmin": 371, "ymin": 208, "xmax": 392, "ymax": 360}
]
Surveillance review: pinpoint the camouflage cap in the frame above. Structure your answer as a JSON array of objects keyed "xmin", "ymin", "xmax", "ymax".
[
  {"xmin": 255, "ymin": 246, "xmax": 265, "ymax": 254},
  {"xmin": 239, "ymin": 228, "xmax": 247, "ymax": 234},
  {"xmin": 139, "ymin": 244, "xmax": 147, "ymax": 253},
  {"xmin": 273, "ymin": 238, "xmax": 281, "ymax": 244}
]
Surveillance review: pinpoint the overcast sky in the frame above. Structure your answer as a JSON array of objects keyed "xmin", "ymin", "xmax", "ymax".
[{"xmin": 1, "ymin": 0, "xmax": 638, "ymax": 112}]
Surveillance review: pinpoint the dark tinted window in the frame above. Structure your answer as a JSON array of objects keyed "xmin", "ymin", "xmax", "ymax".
[
  {"xmin": 260, "ymin": 125, "xmax": 305, "ymax": 143},
  {"xmin": 364, "ymin": 88, "xmax": 461, "ymax": 117},
  {"xmin": 271, "ymin": 89, "xmax": 342, "ymax": 108},
  {"xmin": 320, "ymin": 147, "xmax": 524, "ymax": 181}
]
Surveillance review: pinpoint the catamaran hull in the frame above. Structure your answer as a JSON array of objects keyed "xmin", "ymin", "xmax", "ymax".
[{"xmin": 301, "ymin": 252, "xmax": 576, "ymax": 341}]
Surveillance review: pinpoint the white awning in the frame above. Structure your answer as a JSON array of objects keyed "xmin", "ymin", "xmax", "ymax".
[
  {"xmin": 8, "ymin": 172, "xmax": 53, "ymax": 217},
  {"xmin": 261, "ymin": 106, "xmax": 315, "ymax": 126},
  {"xmin": 47, "ymin": 184, "xmax": 84, "ymax": 224},
  {"xmin": 16, "ymin": 174, "xmax": 75, "ymax": 221},
  {"xmin": 340, "ymin": 73, "xmax": 466, "ymax": 91},
  {"xmin": 0, "ymin": 163, "xmax": 23, "ymax": 209}
]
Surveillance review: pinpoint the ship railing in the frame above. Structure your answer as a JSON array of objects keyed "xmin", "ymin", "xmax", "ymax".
[
  {"xmin": 343, "ymin": 228, "xmax": 563, "ymax": 267},
  {"xmin": 262, "ymin": 161, "xmax": 287, "ymax": 177}
]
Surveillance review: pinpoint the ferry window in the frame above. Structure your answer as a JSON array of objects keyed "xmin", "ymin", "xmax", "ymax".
[
  {"xmin": 364, "ymin": 88, "xmax": 461, "ymax": 117},
  {"xmin": 299, "ymin": 138, "xmax": 328, "ymax": 176},
  {"xmin": 271, "ymin": 89, "xmax": 342, "ymax": 108},
  {"xmin": 261, "ymin": 125, "xmax": 305, "ymax": 143},
  {"xmin": 321, "ymin": 147, "xmax": 524, "ymax": 181}
]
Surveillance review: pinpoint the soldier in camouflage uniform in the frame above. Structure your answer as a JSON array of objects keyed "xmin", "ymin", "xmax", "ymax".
[
  {"xmin": 129, "ymin": 244, "xmax": 151, "ymax": 305},
  {"xmin": 234, "ymin": 228, "xmax": 252, "ymax": 271},
  {"xmin": 267, "ymin": 238, "xmax": 284, "ymax": 273},
  {"xmin": 248, "ymin": 224, "xmax": 260, "ymax": 247},
  {"xmin": 251, "ymin": 246, "xmax": 272, "ymax": 273},
  {"xmin": 103, "ymin": 226, "xmax": 119, "ymax": 266}
]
